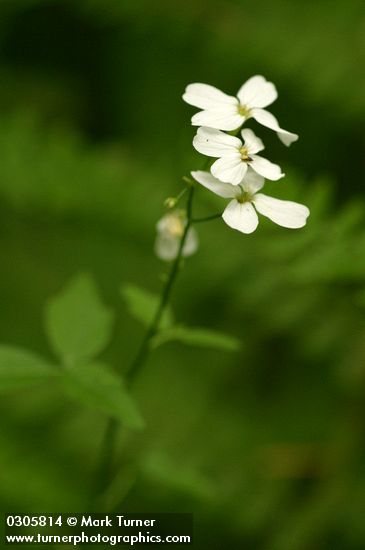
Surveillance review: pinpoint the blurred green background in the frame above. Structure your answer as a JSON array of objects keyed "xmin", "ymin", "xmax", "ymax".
[{"xmin": 1, "ymin": 0, "xmax": 365, "ymax": 548}]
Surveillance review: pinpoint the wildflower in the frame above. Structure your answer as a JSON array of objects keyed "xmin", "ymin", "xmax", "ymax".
[
  {"xmin": 193, "ymin": 127, "xmax": 284, "ymax": 184},
  {"xmin": 183, "ymin": 75, "xmax": 298, "ymax": 146},
  {"xmin": 191, "ymin": 169, "xmax": 309, "ymax": 234},
  {"xmin": 155, "ymin": 210, "xmax": 198, "ymax": 261}
]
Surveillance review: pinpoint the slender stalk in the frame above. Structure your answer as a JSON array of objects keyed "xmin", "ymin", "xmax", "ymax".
[
  {"xmin": 127, "ymin": 184, "xmax": 195, "ymax": 384},
  {"xmin": 175, "ymin": 186, "xmax": 188, "ymax": 202},
  {"xmin": 91, "ymin": 185, "xmax": 194, "ymax": 506}
]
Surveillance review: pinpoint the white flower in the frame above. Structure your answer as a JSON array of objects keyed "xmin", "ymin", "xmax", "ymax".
[
  {"xmin": 193, "ymin": 127, "xmax": 284, "ymax": 185},
  {"xmin": 183, "ymin": 75, "xmax": 298, "ymax": 146},
  {"xmin": 191, "ymin": 169, "xmax": 310, "ymax": 234},
  {"xmin": 155, "ymin": 210, "xmax": 198, "ymax": 261}
]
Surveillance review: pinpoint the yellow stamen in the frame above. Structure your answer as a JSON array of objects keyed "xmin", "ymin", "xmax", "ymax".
[
  {"xmin": 239, "ymin": 146, "xmax": 252, "ymax": 162},
  {"xmin": 237, "ymin": 104, "xmax": 251, "ymax": 117}
]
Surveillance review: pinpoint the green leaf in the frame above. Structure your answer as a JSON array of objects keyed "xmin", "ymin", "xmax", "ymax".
[
  {"xmin": 61, "ymin": 363, "xmax": 144, "ymax": 430},
  {"xmin": 151, "ymin": 325, "xmax": 241, "ymax": 352},
  {"xmin": 45, "ymin": 273, "xmax": 114, "ymax": 366},
  {"xmin": 121, "ymin": 283, "xmax": 173, "ymax": 329},
  {"xmin": 0, "ymin": 345, "xmax": 58, "ymax": 390}
]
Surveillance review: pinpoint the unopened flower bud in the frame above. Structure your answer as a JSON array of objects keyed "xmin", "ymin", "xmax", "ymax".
[{"xmin": 164, "ymin": 197, "xmax": 177, "ymax": 209}]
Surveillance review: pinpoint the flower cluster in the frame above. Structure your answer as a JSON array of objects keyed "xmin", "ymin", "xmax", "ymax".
[
  {"xmin": 185, "ymin": 75, "xmax": 309, "ymax": 234},
  {"xmin": 155, "ymin": 75, "xmax": 309, "ymax": 260}
]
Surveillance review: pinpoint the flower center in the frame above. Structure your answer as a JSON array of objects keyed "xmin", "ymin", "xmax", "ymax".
[
  {"xmin": 239, "ymin": 146, "xmax": 252, "ymax": 162},
  {"xmin": 237, "ymin": 104, "xmax": 251, "ymax": 117}
]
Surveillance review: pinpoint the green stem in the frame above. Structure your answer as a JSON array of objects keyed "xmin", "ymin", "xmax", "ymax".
[
  {"xmin": 127, "ymin": 185, "xmax": 195, "ymax": 384},
  {"xmin": 175, "ymin": 186, "xmax": 188, "ymax": 202},
  {"xmin": 91, "ymin": 185, "xmax": 195, "ymax": 507}
]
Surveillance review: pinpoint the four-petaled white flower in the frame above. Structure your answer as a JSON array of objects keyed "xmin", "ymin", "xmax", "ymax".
[
  {"xmin": 183, "ymin": 75, "xmax": 298, "ymax": 146},
  {"xmin": 194, "ymin": 127, "xmax": 284, "ymax": 185},
  {"xmin": 155, "ymin": 76, "xmax": 307, "ymax": 251},
  {"xmin": 155, "ymin": 210, "xmax": 198, "ymax": 261},
  {"xmin": 191, "ymin": 169, "xmax": 309, "ymax": 234}
]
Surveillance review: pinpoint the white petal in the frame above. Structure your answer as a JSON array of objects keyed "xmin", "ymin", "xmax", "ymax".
[
  {"xmin": 222, "ymin": 200, "xmax": 259, "ymax": 234},
  {"xmin": 155, "ymin": 234, "xmax": 179, "ymax": 261},
  {"xmin": 251, "ymin": 108, "xmax": 298, "ymax": 146},
  {"xmin": 156, "ymin": 215, "xmax": 172, "ymax": 233},
  {"xmin": 211, "ymin": 156, "xmax": 247, "ymax": 185},
  {"xmin": 193, "ymin": 127, "xmax": 241, "ymax": 157},
  {"xmin": 183, "ymin": 83, "xmax": 237, "ymax": 109},
  {"xmin": 250, "ymin": 155, "xmax": 284, "ymax": 181},
  {"xmin": 241, "ymin": 128, "xmax": 265, "ymax": 154},
  {"xmin": 191, "ymin": 171, "xmax": 237, "ymax": 198},
  {"xmin": 183, "ymin": 227, "xmax": 199, "ymax": 257},
  {"xmin": 237, "ymin": 75, "xmax": 278, "ymax": 109},
  {"xmin": 253, "ymin": 193, "xmax": 310, "ymax": 228},
  {"xmin": 241, "ymin": 168, "xmax": 265, "ymax": 194},
  {"xmin": 191, "ymin": 108, "xmax": 243, "ymax": 131}
]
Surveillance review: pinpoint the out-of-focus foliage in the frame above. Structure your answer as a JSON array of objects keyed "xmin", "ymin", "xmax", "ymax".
[
  {"xmin": 0, "ymin": 346, "xmax": 57, "ymax": 390},
  {"xmin": 121, "ymin": 282, "xmax": 240, "ymax": 350},
  {"xmin": 61, "ymin": 362, "xmax": 144, "ymax": 430},
  {"xmin": 121, "ymin": 284, "xmax": 174, "ymax": 329},
  {"xmin": 46, "ymin": 273, "xmax": 114, "ymax": 366},
  {"xmin": 0, "ymin": 0, "xmax": 364, "ymax": 548},
  {"xmin": 0, "ymin": 273, "xmax": 144, "ymax": 430},
  {"xmin": 150, "ymin": 325, "xmax": 241, "ymax": 352}
]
